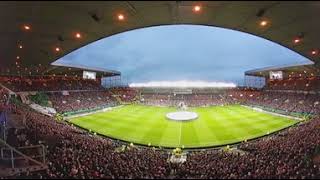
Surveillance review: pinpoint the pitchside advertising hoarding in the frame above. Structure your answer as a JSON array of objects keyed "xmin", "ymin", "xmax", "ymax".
[{"xmin": 269, "ymin": 71, "xmax": 283, "ymax": 80}]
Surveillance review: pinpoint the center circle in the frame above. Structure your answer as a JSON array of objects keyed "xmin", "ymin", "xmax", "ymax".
[{"xmin": 166, "ymin": 111, "xmax": 198, "ymax": 121}]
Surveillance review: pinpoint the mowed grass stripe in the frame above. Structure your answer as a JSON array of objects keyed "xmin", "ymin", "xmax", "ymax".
[
  {"xmin": 187, "ymin": 111, "xmax": 219, "ymax": 146},
  {"xmin": 109, "ymin": 106, "xmax": 159, "ymax": 143},
  {"xmin": 70, "ymin": 104, "xmax": 297, "ymax": 148},
  {"xmin": 180, "ymin": 121, "xmax": 200, "ymax": 147},
  {"xmin": 204, "ymin": 107, "xmax": 242, "ymax": 144},
  {"xmin": 139, "ymin": 110, "xmax": 169, "ymax": 146},
  {"xmin": 230, "ymin": 106, "xmax": 296, "ymax": 141}
]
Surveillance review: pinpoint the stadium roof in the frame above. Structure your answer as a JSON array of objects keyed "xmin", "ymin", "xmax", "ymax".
[
  {"xmin": 48, "ymin": 62, "xmax": 121, "ymax": 77},
  {"xmin": 1, "ymin": 1, "xmax": 320, "ymax": 76},
  {"xmin": 245, "ymin": 61, "xmax": 319, "ymax": 77}
]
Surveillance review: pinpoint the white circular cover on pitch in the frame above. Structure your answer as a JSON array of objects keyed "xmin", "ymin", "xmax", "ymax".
[{"xmin": 166, "ymin": 111, "xmax": 198, "ymax": 121}]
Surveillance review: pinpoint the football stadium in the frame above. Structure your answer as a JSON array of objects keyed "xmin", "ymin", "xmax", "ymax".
[{"xmin": 0, "ymin": 1, "xmax": 320, "ymax": 179}]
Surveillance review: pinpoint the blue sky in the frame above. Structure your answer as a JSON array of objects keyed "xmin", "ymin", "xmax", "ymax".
[{"xmin": 55, "ymin": 25, "xmax": 312, "ymax": 85}]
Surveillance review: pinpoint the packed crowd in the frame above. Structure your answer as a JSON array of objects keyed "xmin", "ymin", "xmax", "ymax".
[
  {"xmin": 174, "ymin": 116, "xmax": 320, "ymax": 179},
  {"xmin": 141, "ymin": 89, "xmax": 320, "ymax": 115},
  {"xmin": 46, "ymin": 87, "xmax": 137, "ymax": 113},
  {"xmin": 8, "ymin": 106, "xmax": 170, "ymax": 179},
  {"xmin": 4, "ymin": 102, "xmax": 320, "ymax": 179},
  {"xmin": 110, "ymin": 87, "xmax": 138, "ymax": 102},
  {"xmin": 0, "ymin": 87, "xmax": 8, "ymax": 106},
  {"xmin": 229, "ymin": 90, "xmax": 320, "ymax": 114},
  {"xmin": 266, "ymin": 76, "xmax": 320, "ymax": 91},
  {"xmin": 1, "ymin": 76, "xmax": 320, "ymax": 178},
  {"xmin": 0, "ymin": 76, "xmax": 104, "ymax": 92},
  {"xmin": 141, "ymin": 93, "xmax": 231, "ymax": 107},
  {"xmin": 48, "ymin": 91, "xmax": 117, "ymax": 113}
]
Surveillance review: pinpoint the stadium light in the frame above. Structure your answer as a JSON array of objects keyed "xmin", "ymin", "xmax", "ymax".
[
  {"xmin": 75, "ymin": 32, "xmax": 81, "ymax": 39},
  {"xmin": 118, "ymin": 14, "xmax": 124, "ymax": 21},
  {"xmin": 23, "ymin": 25, "xmax": 31, "ymax": 30},
  {"xmin": 193, "ymin": 5, "xmax": 201, "ymax": 12},
  {"xmin": 259, "ymin": 20, "xmax": 269, "ymax": 27},
  {"xmin": 19, "ymin": 45, "xmax": 23, "ymax": 49},
  {"xmin": 293, "ymin": 38, "xmax": 301, "ymax": 44}
]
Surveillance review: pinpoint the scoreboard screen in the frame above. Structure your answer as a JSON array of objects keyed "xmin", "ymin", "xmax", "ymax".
[
  {"xmin": 83, "ymin": 71, "xmax": 96, "ymax": 80},
  {"xmin": 269, "ymin": 71, "xmax": 283, "ymax": 80}
]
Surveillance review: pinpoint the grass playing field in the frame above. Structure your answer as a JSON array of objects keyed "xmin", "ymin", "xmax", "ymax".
[{"xmin": 70, "ymin": 104, "xmax": 298, "ymax": 148}]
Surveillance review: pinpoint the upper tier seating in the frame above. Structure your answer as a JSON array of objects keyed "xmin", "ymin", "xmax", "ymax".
[
  {"xmin": 0, "ymin": 76, "xmax": 104, "ymax": 92},
  {"xmin": 266, "ymin": 77, "xmax": 320, "ymax": 91}
]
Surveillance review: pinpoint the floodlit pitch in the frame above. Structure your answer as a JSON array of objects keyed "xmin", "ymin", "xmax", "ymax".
[{"xmin": 70, "ymin": 104, "xmax": 297, "ymax": 148}]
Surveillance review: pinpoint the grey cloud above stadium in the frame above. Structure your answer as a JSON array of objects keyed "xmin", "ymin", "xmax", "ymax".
[{"xmin": 55, "ymin": 25, "xmax": 312, "ymax": 84}]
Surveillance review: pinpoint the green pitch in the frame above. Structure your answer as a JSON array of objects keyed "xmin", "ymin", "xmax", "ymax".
[{"xmin": 70, "ymin": 104, "xmax": 297, "ymax": 148}]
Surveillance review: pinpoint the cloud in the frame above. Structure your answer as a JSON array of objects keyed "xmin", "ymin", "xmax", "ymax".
[{"xmin": 55, "ymin": 25, "xmax": 312, "ymax": 85}]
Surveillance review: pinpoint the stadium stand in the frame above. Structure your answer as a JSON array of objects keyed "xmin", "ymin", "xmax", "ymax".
[
  {"xmin": 0, "ymin": 77, "xmax": 319, "ymax": 179},
  {"xmin": 175, "ymin": 116, "xmax": 320, "ymax": 179},
  {"xmin": 47, "ymin": 91, "xmax": 117, "ymax": 113},
  {"xmin": 1, "ymin": 95, "xmax": 319, "ymax": 178},
  {"xmin": 140, "ymin": 88, "xmax": 319, "ymax": 115},
  {"xmin": 266, "ymin": 77, "xmax": 320, "ymax": 91},
  {"xmin": 0, "ymin": 87, "xmax": 8, "ymax": 107},
  {"xmin": 0, "ymin": 76, "xmax": 104, "ymax": 92},
  {"xmin": 110, "ymin": 87, "xmax": 138, "ymax": 103}
]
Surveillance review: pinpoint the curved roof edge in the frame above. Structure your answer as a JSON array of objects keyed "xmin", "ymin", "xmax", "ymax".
[
  {"xmin": 50, "ymin": 62, "xmax": 121, "ymax": 76},
  {"xmin": 245, "ymin": 61, "xmax": 315, "ymax": 76}
]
